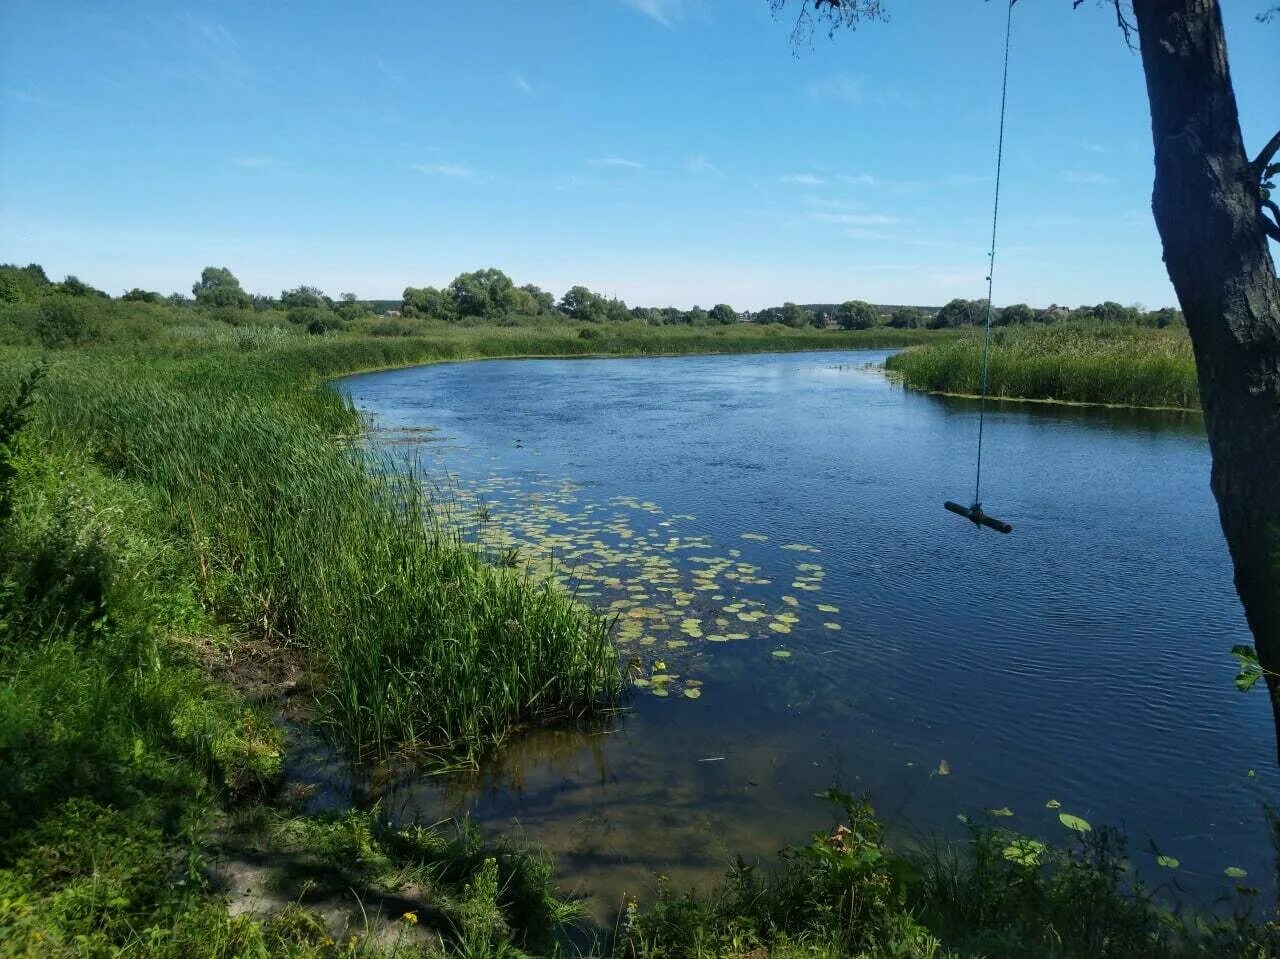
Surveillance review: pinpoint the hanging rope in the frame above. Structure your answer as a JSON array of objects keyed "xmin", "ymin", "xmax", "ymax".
[{"xmin": 972, "ymin": 0, "xmax": 1015, "ymax": 511}]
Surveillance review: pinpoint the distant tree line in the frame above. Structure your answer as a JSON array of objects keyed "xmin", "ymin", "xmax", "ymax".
[
  {"xmin": 0, "ymin": 261, "xmax": 1186, "ymax": 344},
  {"xmin": 748, "ymin": 297, "xmax": 1184, "ymax": 331}
]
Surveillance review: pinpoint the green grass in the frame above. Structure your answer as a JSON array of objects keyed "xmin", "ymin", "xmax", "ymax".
[
  {"xmin": 885, "ymin": 323, "xmax": 1200, "ymax": 410},
  {"xmin": 1, "ymin": 298, "xmax": 1271, "ymax": 957}
]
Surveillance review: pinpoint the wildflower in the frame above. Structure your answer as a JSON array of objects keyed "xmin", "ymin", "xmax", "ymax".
[{"xmin": 401, "ymin": 910, "xmax": 418, "ymax": 925}]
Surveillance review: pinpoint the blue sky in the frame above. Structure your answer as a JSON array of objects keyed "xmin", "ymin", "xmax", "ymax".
[{"xmin": 1, "ymin": 1, "xmax": 1275, "ymax": 309}]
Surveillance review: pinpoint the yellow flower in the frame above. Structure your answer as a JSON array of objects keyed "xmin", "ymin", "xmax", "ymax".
[{"xmin": 401, "ymin": 910, "xmax": 419, "ymax": 925}]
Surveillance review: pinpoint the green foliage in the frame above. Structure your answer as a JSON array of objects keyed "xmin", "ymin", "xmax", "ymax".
[
  {"xmin": 708, "ymin": 304, "xmax": 737, "ymax": 325},
  {"xmin": 520, "ymin": 283, "xmax": 556, "ymax": 314},
  {"xmin": 193, "ymin": 266, "xmax": 252, "ymax": 310},
  {"xmin": 0, "ymin": 364, "xmax": 43, "ymax": 522},
  {"xmin": 618, "ymin": 789, "xmax": 943, "ymax": 958},
  {"xmin": 930, "ymin": 298, "xmax": 988, "ymax": 329},
  {"xmin": 335, "ymin": 292, "xmax": 366, "ymax": 323},
  {"xmin": 559, "ymin": 284, "xmax": 606, "ymax": 322},
  {"xmin": 0, "ymin": 263, "xmax": 52, "ymax": 305},
  {"xmin": 886, "ymin": 323, "xmax": 1200, "ymax": 410},
  {"xmin": 889, "ymin": 306, "xmax": 924, "ymax": 329},
  {"xmin": 449, "ymin": 268, "xmax": 520, "ymax": 319},
  {"xmin": 780, "ymin": 302, "xmax": 812, "ymax": 328},
  {"xmin": 836, "ymin": 299, "xmax": 877, "ymax": 330},
  {"xmin": 997, "ymin": 303, "xmax": 1034, "ymax": 326},
  {"xmin": 402, "ymin": 284, "xmax": 455, "ymax": 321},
  {"xmin": 35, "ymin": 295, "xmax": 93, "ymax": 347},
  {"xmin": 56, "ymin": 274, "xmax": 108, "ymax": 298},
  {"xmin": 281, "ymin": 285, "xmax": 330, "ymax": 310},
  {"xmin": 122, "ymin": 287, "xmax": 163, "ymax": 303}
]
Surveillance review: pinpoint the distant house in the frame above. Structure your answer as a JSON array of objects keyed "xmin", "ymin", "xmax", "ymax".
[{"xmin": 384, "ymin": 309, "xmax": 402, "ymax": 318}]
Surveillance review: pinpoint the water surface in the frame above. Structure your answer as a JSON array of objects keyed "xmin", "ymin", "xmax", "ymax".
[{"xmin": 330, "ymin": 350, "xmax": 1272, "ymax": 919}]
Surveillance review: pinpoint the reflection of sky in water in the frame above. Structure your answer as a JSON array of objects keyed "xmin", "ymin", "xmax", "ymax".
[{"xmin": 328, "ymin": 351, "xmax": 1274, "ymax": 922}]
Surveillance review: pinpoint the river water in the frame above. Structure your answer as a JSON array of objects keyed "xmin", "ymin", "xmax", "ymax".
[{"xmin": 329, "ymin": 349, "xmax": 1274, "ymax": 921}]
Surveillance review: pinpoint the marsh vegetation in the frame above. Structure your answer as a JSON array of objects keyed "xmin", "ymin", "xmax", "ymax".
[{"xmin": 0, "ymin": 266, "xmax": 1271, "ymax": 956}]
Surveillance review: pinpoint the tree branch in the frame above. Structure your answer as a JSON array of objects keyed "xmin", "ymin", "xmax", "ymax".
[
  {"xmin": 1253, "ymin": 129, "xmax": 1280, "ymax": 180},
  {"xmin": 769, "ymin": 0, "xmax": 888, "ymax": 47},
  {"xmin": 1262, "ymin": 199, "xmax": 1280, "ymax": 244}
]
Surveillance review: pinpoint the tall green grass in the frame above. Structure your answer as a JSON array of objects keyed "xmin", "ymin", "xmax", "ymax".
[
  {"xmin": 8, "ymin": 351, "xmax": 617, "ymax": 760},
  {"xmin": 885, "ymin": 323, "xmax": 1200, "ymax": 410}
]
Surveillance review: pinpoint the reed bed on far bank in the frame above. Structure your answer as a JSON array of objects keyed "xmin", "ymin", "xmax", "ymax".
[{"xmin": 885, "ymin": 323, "xmax": 1200, "ymax": 411}]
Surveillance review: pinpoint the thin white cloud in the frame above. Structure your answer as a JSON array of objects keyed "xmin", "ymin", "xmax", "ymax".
[
  {"xmin": 1063, "ymin": 170, "xmax": 1118, "ymax": 185},
  {"xmin": 179, "ymin": 14, "xmax": 250, "ymax": 87},
  {"xmin": 810, "ymin": 211, "xmax": 898, "ymax": 226},
  {"xmin": 590, "ymin": 156, "xmax": 645, "ymax": 169},
  {"xmin": 4, "ymin": 88, "xmax": 57, "ymax": 107},
  {"xmin": 806, "ymin": 74, "xmax": 866, "ymax": 104},
  {"xmin": 779, "ymin": 174, "xmax": 825, "ymax": 185},
  {"xmin": 410, "ymin": 162, "xmax": 475, "ymax": 178},
  {"xmin": 839, "ymin": 173, "xmax": 880, "ymax": 187},
  {"xmin": 1081, "ymin": 141, "xmax": 1106, "ymax": 154},
  {"xmin": 514, "ymin": 74, "xmax": 532, "ymax": 94},
  {"xmin": 228, "ymin": 155, "xmax": 274, "ymax": 169},
  {"xmin": 684, "ymin": 155, "xmax": 722, "ymax": 175},
  {"xmin": 620, "ymin": 0, "xmax": 684, "ymax": 27}
]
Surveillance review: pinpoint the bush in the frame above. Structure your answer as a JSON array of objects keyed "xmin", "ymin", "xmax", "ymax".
[{"xmin": 35, "ymin": 296, "xmax": 92, "ymax": 347}]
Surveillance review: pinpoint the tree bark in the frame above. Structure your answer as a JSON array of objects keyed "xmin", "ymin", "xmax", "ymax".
[{"xmin": 1132, "ymin": 1, "xmax": 1280, "ymax": 754}]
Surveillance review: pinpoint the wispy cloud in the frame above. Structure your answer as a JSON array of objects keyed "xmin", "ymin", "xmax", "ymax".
[
  {"xmin": 514, "ymin": 74, "xmax": 532, "ymax": 94},
  {"xmin": 590, "ymin": 156, "xmax": 645, "ymax": 169},
  {"xmin": 4, "ymin": 88, "xmax": 57, "ymax": 107},
  {"xmin": 410, "ymin": 162, "xmax": 476, "ymax": 179},
  {"xmin": 684, "ymin": 155, "xmax": 722, "ymax": 175},
  {"xmin": 620, "ymin": 0, "xmax": 685, "ymax": 27},
  {"xmin": 228, "ymin": 155, "xmax": 275, "ymax": 169},
  {"xmin": 1081, "ymin": 141, "xmax": 1106, "ymax": 154},
  {"xmin": 810, "ymin": 211, "xmax": 898, "ymax": 226},
  {"xmin": 806, "ymin": 74, "xmax": 867, "ymax": 104},
  {"xmin": 778, "ymin": 174, "xmax": 825, "ymax": 185},
  {"xmin": 1062, "ymin": 170, "xmax": 1118, "ymax": 185},
  {"xmin": 178, "ymin": 14, "xmax": 250, "ymax": 88}
]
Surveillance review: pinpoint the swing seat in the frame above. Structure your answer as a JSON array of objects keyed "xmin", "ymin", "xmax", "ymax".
[{"xmin": 944, "ymin": 501, "xmax": 1013, "ymax": 534}]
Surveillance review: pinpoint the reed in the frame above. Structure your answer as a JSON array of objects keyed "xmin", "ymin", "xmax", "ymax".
[{"xmin": 885, "ymin": 323, "xmax": 1199, "ymax": 410}]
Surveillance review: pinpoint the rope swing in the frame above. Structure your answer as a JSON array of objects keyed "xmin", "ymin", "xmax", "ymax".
[{"xmin": 944, "ymin": 0, "xmax": 1016, "ymax": 536}]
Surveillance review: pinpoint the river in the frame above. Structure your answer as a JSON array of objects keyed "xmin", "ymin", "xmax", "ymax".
[{"xmin": 322, "ymin": 349, "xmax": 1273, "ymax": 922}]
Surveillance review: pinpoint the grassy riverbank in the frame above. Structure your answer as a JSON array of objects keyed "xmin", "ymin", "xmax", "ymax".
[
  {"xmin": 885, "ymin": 324, "xmax": 1200, "ymax": 411},
  {"xmin": 1, "ymin": 301, "xmax": 1272, "ymax": 956}
]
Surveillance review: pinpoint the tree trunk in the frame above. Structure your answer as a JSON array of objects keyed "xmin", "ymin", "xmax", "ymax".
[{"xmin": 1132, "ymin": 1, "xmax": 1280, "ymax": 754}]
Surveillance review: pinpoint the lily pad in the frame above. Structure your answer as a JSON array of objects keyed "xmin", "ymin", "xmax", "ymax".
[
  {"xmin": 988, "ymin": 807, "xmax": 1014, "ymax": 818},
  {"xmin": 817, "ymin": 604, "xmax": 839, "ymax": 613},
  {"xmin": 1002, "ymin": 838, "xmax": 1046, "ymax": 867},
  {"xmin": 1058, "ymin": 813, "xmax": 1092, "ymax": 833},
  {"xmin": 771, "ymin": 649, "xmax": 792, "ymax": 659},
  {"xmin": 936, "ymin": 759, "xmax": 951, "ymax": 776},
  {"xmin": 1225, "ymin": 866, "xmax": 1248, "ymax": 878},
  {"xmin": 1156, "ymin": 855, "xmax": 1180, "ymax": 870},
  {"xmin": 683, "ymin": 687, "xmax": 702, "ymax": 699},
  {"xmin": 1045, "ymin": 799, "xmax": 1061, "ymax": 810},
  {"xmin": 823, "ymin": 622, "xmax": 841, "ymax": 631}
]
